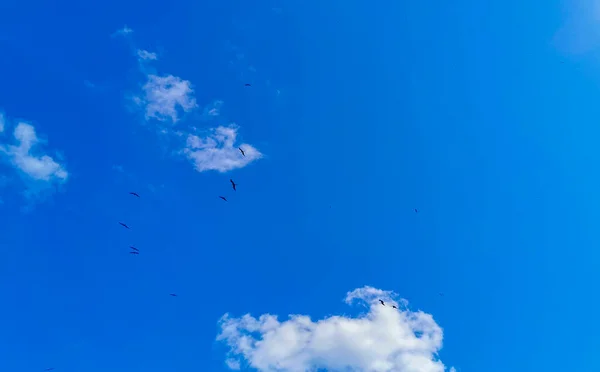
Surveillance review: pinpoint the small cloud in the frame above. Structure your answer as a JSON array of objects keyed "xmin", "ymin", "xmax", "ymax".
[
  {"xmin": 112, "ymin": 25, "xmax": 133, "ymax": 37},
  {"xmin": 0, "ymin": 114, "xmax": 68, "ymax": 201},
  {"xmin": 137, "ymin": 49, "xmax": 158, "ymax": 61},
  {"xmin": 135, "ymin": 74, "xmax": 197, "ymax": 123},
  {"xmin": 183, "ymin": 125, "xmax": 262, "ymax": 173},
  {"xmin": 0, "ymin": 122, "xmax": 68, "ymax": 183},
  {"xmin": 217, "ymin": 286, "xmax": 455, "ymax": 372},
  {"xmin": 202, "ymin": 100, "xmax": 224, "ymax": 118},
  {"xmin": 225, "ymin": 358, "xmax": 241, "ymax": 370},
  {"xmin": 0, "ymin": 112, "xmax": 5, "ymax": 133}
]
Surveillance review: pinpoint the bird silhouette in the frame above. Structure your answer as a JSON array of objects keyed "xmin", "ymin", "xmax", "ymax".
[
  {"xmin": 129, "ymin": 192, "xmax": 140, "ymax": 197},
  {"xmin": 44, "ymin": 369, "xmax": 55, "ymax": 371},
  {"xmin": 244, "ymin": 83, "xmax": 251, "ymax": 87},
  {"xmin": 239, "ymin": 147, "xmax": 245, "ymax": 156},
  {"xmin": 169, "ymin": 293, "xmax": 178, "ymax": 297},
  {"xmin": 130, "ymin": 246, "xmax": 139, "ymax": 252},
  {"xmin": 414, "ymin": 208, "xmax": 418, "ymax": 213},
  {"xmin": 439, "ymin": 292, "xmax": 444, "ymax": 297},
  {"xmin": 119, "ymin": 222, "xmax": 130, "ymax": 229},
  {"xmin": 230, "ymin": 179, "xmax": 237, "ymax": 191},
  {"xmin": 379, "ymin": 299, "xmax": 385, "ymax": 306},
  {"xmin": 129, "ymin": 251, "xmax": 139, "ymax": 255},
  {"xmin": 219, "ymin": 196, "xmax": 228, "ymax": 202},
  {"xmin": 392, "ymin": 305, "xmax": 397, "ymax": 309}
]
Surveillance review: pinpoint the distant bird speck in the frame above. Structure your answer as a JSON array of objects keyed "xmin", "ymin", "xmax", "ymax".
[
  {"xmin": 45, "ymin": 369, "xmax": 55, "ymax": 371},
  {"xmin": 219, "ymin": 196, "xmax": 228, "ymax": 202},
  {"xmin": 414, "ymin": 208, "xmax": 418, "ymax": 213},
  {"xmin": 129, "ymin": 192, "xmax": 140, "ymax": 198},
  {"xmin": 230, "ymin": 179, "xmax": 237, "ymax": 191},
  {"xmin": 119, "ymin": 222, "xmax": 130, "ymax": 229},
  {"xmin": 379, "ymin": 299, "xmax": 385, "ymax": 306},
  {"xmin": 129, "ymin": 251, "xmax": 139, "ymax": 255},
  {"xmin": 244, "ymin": 83, "xmax": 251, "ymax": 87},
  {"xmin": 239, "ymin": 147, "xmax": 245, "ymax": 156},
  {"xmin": 439, "ymin": 292, "xmax": 444, "ymax": 297},
  {"xmin": 169, "ymin": 293, "xmax": 178, "ymax": 297},
  {"xmin": 130, "ymin": 246, "xmax": 139, "ymax": 252},
  {"xmin": 392, "ymin": 305, "xmax": 397, "ymax": 309}
]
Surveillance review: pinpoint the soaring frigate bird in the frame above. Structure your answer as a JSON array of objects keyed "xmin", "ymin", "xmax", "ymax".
[
  {"xmin": 119, "ymin": 222, "xmax": 130, "ymax": 229},
  {"xmin": 129, "ymin": 192, "xmax": 140, "ymax": 198},
  {"xmin": 219, "ymin": 196, "xmax": 228, "ymax": 202},
  {"xmin": 239, "ymin": 147, "xmax": 245, "ymax": 156},
  {"xmin": 230, "ymin": 179, "xmax": 237, "ymax": 191}
]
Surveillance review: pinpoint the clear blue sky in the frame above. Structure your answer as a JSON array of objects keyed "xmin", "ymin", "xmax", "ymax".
[{"xmin": 0, "ymin": 0, "xmax": 598, "ymax": 371}]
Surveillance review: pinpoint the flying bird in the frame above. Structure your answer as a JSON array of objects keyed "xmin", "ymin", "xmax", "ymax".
[
  {"xmin": 414, "ymin": 208, "xmax": 418, "ymax": 213},
  {"xmin": 230, "ymin": 179, "xmax": 237, "ymax": 191},
  {"xmin": 239, "ymin": 147, "xmax": 245, "ymax": 156},
  {"xmin": 392, "ymin": 305, "xmax": 397, "ymax": 309},
  {"xmin": 219, "ymin": 196, "xmax": 228, "ymax": 202},
  {"xmin": 169, "ymin": 293, "xmax": 178, "ymax": 297},
  {"xmin": 129, "ymin": 251, "xmax": 139, "ymax": 255},
  {"xmin": 129, "ymin": 246, "xmax": 139, "ymax": 252},
  {"xmin": 129, "ymin": 192, "xmax": 140, "ymax": 198},
  {"xmin": 44, "ymin": 369, "xmax": 55, "ymax": 371},
  {"xmin": 379, "ymin": 299, "xmax": 385, "ymax": 306},
  {"xmin": 439, "ymin": 292, "xmax": 444, "ymax": 297},
  {"xmin": 244, "ymin": 83, "xmax": 251, "ymax": 87},
  {"xmin": 119, "ymin": 222, "xmax": 130, "ymax": 229}
]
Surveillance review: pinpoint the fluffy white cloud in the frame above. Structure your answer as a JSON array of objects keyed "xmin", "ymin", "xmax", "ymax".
[
  {"xmin": 217, "ymin": 286, "xmax": 454, "ymax": 372},
  {"xmin": 135, "ymin": 74, "xmax": 197, "ymax": 123},
  {"xmin": 137, "ymin": 49, "xmax": 157, "ymax": 61},
  {"xmin": 0, "ymin": 122, "xmax": 68, "ymax": 183},
  {"xmin": 183, "ymin": 125, "xmax": 262, "ymax": 172}
]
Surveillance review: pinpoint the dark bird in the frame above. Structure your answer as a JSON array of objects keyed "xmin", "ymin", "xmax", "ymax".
[
  {"xmin": 244, "ymin": 83, "xmax": 251, "ymax": 87},
  {"xmin": 230, "ymin": 179, "xmax": 237, "ymax": 191},
  {"xmin": 414, "ymin": 208, "xmax": 419, "ymax": 213},
  {"xmin": 44, "ymin": 369, "xmax": 55, "ymax": 371},
  {"xmin": 119, "ymin": 222, "xmax": 130, "ymax": 229},
  {"xmin": 130, "ymin": 246, "xmax": 139, "ymax": 252},
  {"xmin": 439, "ymin": 292, "xmax": 444, "ymax": 297},
  {"xmin": 129, "ymin": 251, "xmax": 139, "ymax": 255},
  {"xmin": 379, "ymin": 299, "xmax": 385, "ymax": 306},
  {"xmin": 239, "ymin": 147, "xmax": 245, "ymax": 156},
  {"xmin": 129, "ymin": 192, "xmax": 140, "ymax": 198},
  {"xmin": 392, "ymin": 305, "xmax": 397, "ymax": 309},
  {"xmin": 169, "ymin": 293, "xmax": 178, "ymax": 297},
  {"xmin": 219, "ymin": 196, "xmax": 228, "ymax": 202}
]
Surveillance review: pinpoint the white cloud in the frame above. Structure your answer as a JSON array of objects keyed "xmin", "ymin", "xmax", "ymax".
[
  {"xmin": 0, "ymin": 122, "xmax": 68, "ymax": 183},
  {"xmin": 203, "ymin": 100, "xmax": 224, "ymax": 118},
  {"xmin": 0, "ymin": 113, "xmax": 5, "ymax": 133},
  {"xmin": 136, "ymin": 74, "xmax": 197, "ymax": 123},
  {"xmin": 183, "ymin": 125, "xmax": 262, "ymax": 172},
  {"xmin": 137, "ymin": 49, "xmax": 158, "ymax": 61},
  {"xmin": 225, "ymin": 358, "xmax": 241, "ymax": 370},
  {"xmin": 217, "ymin": 286, "xmax": 454, "ymax": 372},
  {"xmin": 113, "ymin": 25, "xmax": 133, "ymax": 37}
]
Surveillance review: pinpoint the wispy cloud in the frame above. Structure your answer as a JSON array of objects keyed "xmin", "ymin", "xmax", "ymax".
[
  {"xmin": 184, "ymin": 126, "xmax": 262, "ymax": 173},
  {"xmin": 112, "ymin": 25, "xmax": 133, "ymax": 37},
  {"xmin": 202, "ymin": 100, "xmax": 224, "ymax": 118},
  {"xmin": 137, "ymin": 49, "xmax": 158, "ymax": 61},
  {"xmin": 217, "ymin": 286, "xmax": 454, "ymax": 372},
  {"xmin": 0, "ymin": 112, "xmax": 5, "ymax": 133},
  {"xmin": 134, "ymin": 74, "xmax": 197, "ymax": 123}
]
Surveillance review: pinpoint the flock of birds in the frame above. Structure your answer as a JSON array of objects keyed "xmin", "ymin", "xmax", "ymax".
[{"xmin": 39, "ymin": 81, "xmax": 441, "ymax": 371}]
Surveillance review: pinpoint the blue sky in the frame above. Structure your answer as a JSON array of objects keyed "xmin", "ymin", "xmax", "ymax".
[{"xmin": 0, "ymin": 0, "xmax": 599, "ymax": 371}]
